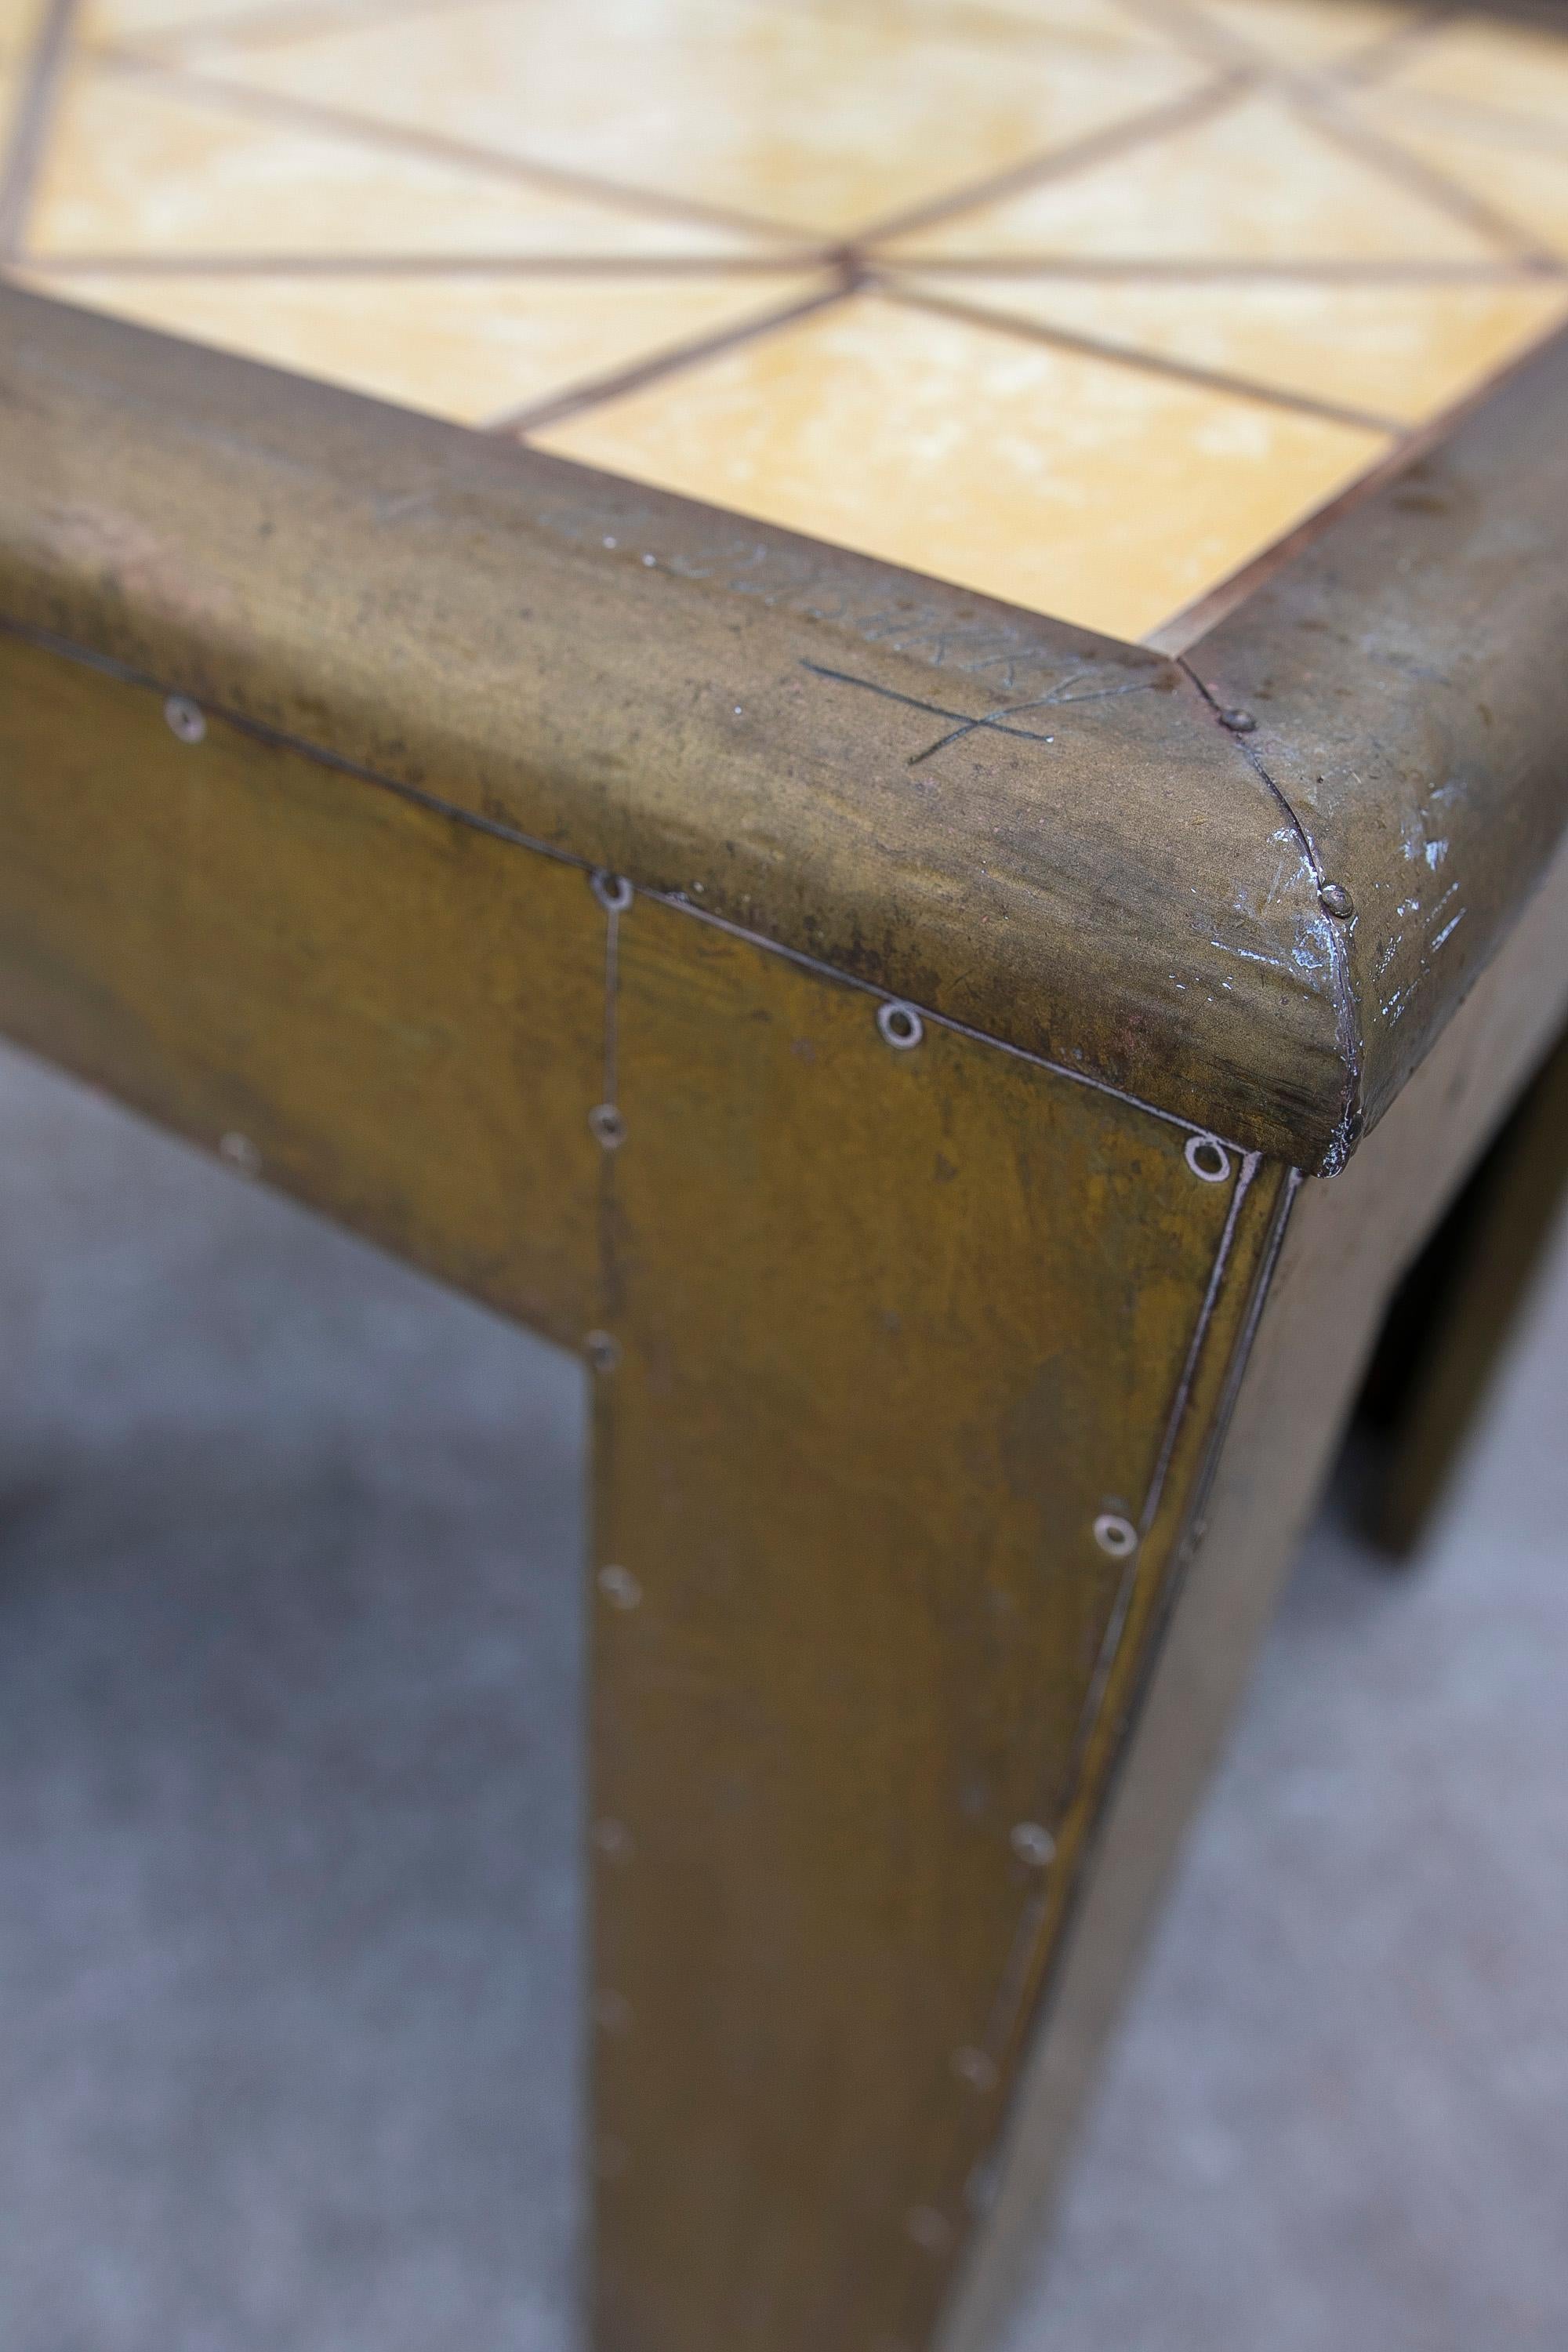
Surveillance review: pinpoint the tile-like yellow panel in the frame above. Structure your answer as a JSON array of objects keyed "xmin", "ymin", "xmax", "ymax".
[
  {"xmin": 0, "ymin": 57, "xmax": 24, "ymax": 154},
  {"xmin": 880, "ymin": 90, "xmax": 1502, "ymax": 260},
  {"xmin": 531, "ymin": 289, "xmax": 1388, "ymax": 641},
  {"xmin": 852, "ymin": 0, "xmax": 1189, "ymax": 54},
  {"xmin": 30, "ymin": 67, "xmax": 775, "ymax": 256},
  {"xmin": 1, "ymin": 0, "xmax": 41, "ymax": 55},
  {"xmin": 188, "ymin": 0, "xmax": 1208, "ymax": 237},
  {"xmin": 889, "ymin": 271, "xmax": 1568, "ymax": 423},
  {"xmin": 1368, "ymin": 100, "xmax": 1568, "ymax": 262},
  {"xmin": 81, "ymin": 0, "xmax": 395, "ymax": 45},
  {"xmin": 1381, "ymin": 12, "xmax": 1568, "ymax": 130},
  {"xmin": 18, "ymin": 266, "xmax": 832, "ymax": 423},
  {"xmin": 1184, "ymin": 0, "xmax": 1414, "ymax": 67}
]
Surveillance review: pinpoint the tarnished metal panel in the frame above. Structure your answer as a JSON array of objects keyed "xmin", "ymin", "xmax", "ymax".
[
  {"xmin": 1192, "ymin": 318, "xmax": 1568, "ymax": 1154},
  {"xmin": 592, "ymin": 889, "xmax": 1290, "ymax": 2352},
  {"xmin": 0, "ymin": 626, "xmax": 604, "ymax": 1344}
]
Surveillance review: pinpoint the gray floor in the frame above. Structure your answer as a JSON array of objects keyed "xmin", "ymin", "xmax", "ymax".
[{"xmin": 0, "ymin": 1039, "xmax": 1563, "ymax": 2350}]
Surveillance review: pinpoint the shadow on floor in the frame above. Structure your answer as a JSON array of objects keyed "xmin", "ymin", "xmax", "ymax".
[{"xmin": 0, "ymin": 1039, "xmax": 1563, "ymax": 2352}]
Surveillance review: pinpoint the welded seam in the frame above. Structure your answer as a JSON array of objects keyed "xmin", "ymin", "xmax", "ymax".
[
  {"xmin": 978, "ymin": 1140, "xmax": 1264, "ymax": 2062},
  {"xmin": 962, "ymin": 1154, "xmax": 1304, "ymax": 2171},
  {"xmin": 1179, "ymin": 655, "xmax": 1363, "ymax": 1168},
  {"xmin": 1137, "ymin": 1147, "xmax": 1259, "ymax": 1537}
]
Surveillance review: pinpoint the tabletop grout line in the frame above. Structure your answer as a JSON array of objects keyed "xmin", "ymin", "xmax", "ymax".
[
  {"xmin": 21, "ymin": 252, "xmax": 1560, "ymax": 287},
  {"xmin": 93, "ymin": 47, "xmax": 818, "ymax": 249},
  {"xmin": 1359, "ymin": 80, "xmax": 1568, "ymax": 164},
  {"xmin": 0, "ymin": 0, "xmax": 79, "ymax": 260},
  {"xmin": 1330, "ymin": 0, "xmax": 1470, "ymax": 90},
  {"xmin": 1112, "ymin": 0, "xmax": 1261, "ymax": 76},
  {"xmin": 877, "ymin": 280, "xmax": 1404, "ymax": 435},
  {"xmin": 1145, "ymin": 283, "xmax": 1568, "ymax": 659},
  {"xmin": 1299, "ymin": 89, "xmax": 1563, "ymax": 272},
  {"xmin": 487, "ymin": 276, "xmax": 857, "ymax": 436},
  {"xmin": 59, "ymin": 15, "xmax": 1558, "ymax": 314},
  {"xmin": 1126, "ymin": 0, "xmax": 1568, "ymax": 275},
  {"xmin": 849, "ymin": 67, "xmax": 1251, "ymax": 249},
  {"xmin": 117, "ymin": 0, "xmax": 511, "ymax": 68},
  {"xmin": 1145, "ymin": 419, "xmax": 1428, "ymax": 653},
  {"xmin": 16, "ymin": 249, "xmax": 831, "ymax": 278},
  {"xmin": 884, "ymin": 253, "xmax": 1563, "ymax": 282}
]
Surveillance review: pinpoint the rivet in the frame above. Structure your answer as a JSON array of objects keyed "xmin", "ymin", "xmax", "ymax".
[
  {"xmin": 589, "ymin": 1103, "xmax": 626, "ymax": 1149},
  {"xmin": 585, "ymin": 1330, "xmax": 621, "ymax": 1374},
  {"xmin": 1184, "ymin": 1133, "xmax": 1232, "ymax": 1185},
  {"xmin": 641, "ymin": 552, "xmax": 656, "ymax": 566},
  {"xmin": 953, "ymin": 2046, "xmax": 998, "ymax": 2092},
  {"xmin": 1319, "ymin": 880, "xmax": 1356, "ymax": 921},
  {"xmin": 164, "ymin": 695, "xmax": 206, "ymax": 743},
  {"xmin": 1094, "ymin": 1512, "xmax": 1138, "ymax": 1560},
  {"xmin": 594, "ymin": 1990, "xmax": 633, "ymax": 2034},
  {"xmin": 592, "ymin": 1819, "xmax": 633, "ymax": 1860},
  {"xmin": 1010, "ymin": 1820, "xmax": 1056, "ymax": 1867},
  {"xmin": 597, "ymin": 1564, "xmax": 642, "ymax": 1610},
  {"xmin": 877, "ymin": 1001, "xmax": 924, "ymax": 1051},
  {"xmin": 905, "ymin": 2206, "xmax": 954, "ymax": 2254},
  {"xmin": 1219, "ymin": 706, "xmax": 1256, "ymax": 734},
  {"xmin": 219, "ymin": 1131, "xmax": 260, "ymax": 1175},
  {"xmin": 590, "ymin": 869, "xmax": 633, "ymax": 913}
]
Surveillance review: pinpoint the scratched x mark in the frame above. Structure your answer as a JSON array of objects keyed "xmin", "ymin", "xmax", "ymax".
[{"xmin": 801, "ymin": 660, "xmax": 1156, "ymax": 766}]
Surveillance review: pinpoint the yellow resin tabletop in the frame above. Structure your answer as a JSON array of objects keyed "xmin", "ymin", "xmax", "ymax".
[{"xmin": 4, "ymin": 0, "xmax": 1568, "ymax": 644}]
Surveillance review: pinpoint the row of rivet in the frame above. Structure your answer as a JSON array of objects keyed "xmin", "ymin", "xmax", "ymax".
[
  {"xmin": 159, "ymin": 714, "xmax": 1247, "ymax": 1200},
  {"xmin": 162, "ymin": 695, "xmax": 1185, "ymax": 2260},
  {"xmin": 591, "ymin": 1536, "xmax": 1064, "ymax": 2261}
]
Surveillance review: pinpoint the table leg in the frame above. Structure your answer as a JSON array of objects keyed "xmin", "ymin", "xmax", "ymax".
[
  {"xmin": 944, "ymin": 862, "xmax": 1568, "ymax": 2352},
  {"xmin": 1356, "ymin": 1023, "xmax": 1568, "ymax": 1556},
  {"xmin": 586, "ymin": 891, "xmax": 1287, "ymax": 2352},
  {"xmin": 9, "ymin": 623, "xmax": 1568, "ymax": 2352}
]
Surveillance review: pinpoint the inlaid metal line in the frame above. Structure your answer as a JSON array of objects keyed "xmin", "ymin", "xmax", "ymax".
[
  {"xmin": 893, "ymin": 256, "xmax": 1560, "ymax": 281},
  {"xmin": 1138, "ymin": 1147, "xmax": 1260, "ymax": 1536},
  {"xmin": 95, "ymin": 48, "xmax": 818, "ymax": 249},
  {"xmin": 977, "ymin": 1138, "xmax": 1263, "ymax": 2064},
  {"xmin": 118, "ymin": 0, "xmax": 511, "ymax": 66},
  {"xmin": 1304, "ymin": 94, "xmax": 1562, "ymax": 270},
  {"xmin": 880, "ymin": 281, "xmax": 1403, "ymax": 435},
  {"xmin": 589, "ymin": 869, "xmax": 631, "ymax": 1152},
  {"xmin": 18, "ymin": 250, "xmax": 829, "ymax": 278},
  {"xmin": 0, "ymin": 0, "xmax": 79, "ymax": 259},
  {"xmin": 851, "ymin": 68, "xmax": 1250, "ymax": 249},
  {"xmin": 495, "ymin": 278, "xmax": 852, "ymax": 436}
]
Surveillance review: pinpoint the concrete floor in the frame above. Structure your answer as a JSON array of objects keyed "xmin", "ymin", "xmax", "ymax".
[{"xmin": 0, "ymin": 1037, "xmax": 1563, "ymax": 2350}]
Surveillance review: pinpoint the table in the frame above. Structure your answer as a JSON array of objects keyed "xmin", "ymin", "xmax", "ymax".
[{"xmin": 2, "ymin": 3, "xmax": 1567, "ymax": 2347}]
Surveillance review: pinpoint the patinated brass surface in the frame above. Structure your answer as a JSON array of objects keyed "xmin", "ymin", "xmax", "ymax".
[
  {"xmin": 0, "ymin": 628, "xmax": 604, "ymax": 1343},
  {"xmin": 1, "ymin": 11, "xmax": 1566, "ymax": 2349},
  {"xmin": 7, "ymin": 282, "xmax": 1568, "ymax": 1174},
  {"xmin": 0, "ymin": 620, "xmax": 1288, "ymax": 2349}
]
